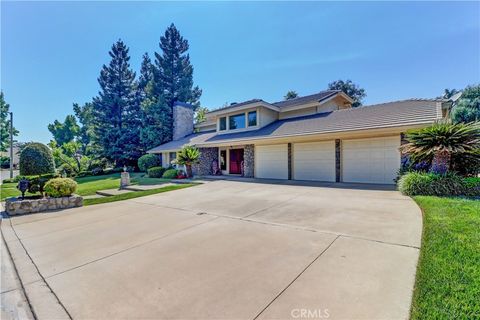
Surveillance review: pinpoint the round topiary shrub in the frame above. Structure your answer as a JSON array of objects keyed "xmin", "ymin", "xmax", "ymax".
[
  {"xmin": 147, "ymin": 166, "xmax": 166, "ymax": 178},
  {"xmin": 162, "ymin": 168, "xmax": 179, "ymax": 179},
  {"xmin": 19, "ymin": 143, "xmax": 55, "ymax": 176},
  {"xmin": 138, "ymin": 154, "xmax": 161, "ymax": 172},
  {"xmin": 44, "ymin": 178, "xmax": 77, "ymax": 198}
]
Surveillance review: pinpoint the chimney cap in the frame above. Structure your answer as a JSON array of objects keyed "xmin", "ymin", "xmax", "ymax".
[{"xmin": 173, "ymin": 101, "xmax": 195, "ymax": 109}]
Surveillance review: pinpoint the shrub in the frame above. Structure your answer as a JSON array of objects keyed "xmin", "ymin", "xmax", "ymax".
[
  {"xmin": 147, "ymin": 166, "xmax": 166, "ymax": 178},
  {"xmin": 44, "ymin": 178, "xmax": 77, "ymax": 197},
  {"xmin": 463, "ymin": 177, "xmax": 480, "ymax": 197},
  {"xmin": 398, "ymin": 172, "xmax": 477, "ymax": 197},
  {"xmin": 162, "ymin": 168, "xmax": 179, "ymax": 179},
  {"xmin": 77, "ymin": 170, "xmax": 92, "ymax": 178},
  {"xmin": 19, "ymin": 143, "xmax": 55, "ymax": 176},
  {"xmin": 398, "ymin": 172, "xmax": 435, "ymax": 196},
  {"xmin": 0, "ymin": 156, "xmax": 10, "ymax": 169},
  {"xmin": 16, "ymin": 173, "xmax": 58, "ymax": 196},
  {"xmin": 138, "ymin": 154, "xmax": 161, "ymax": 172}
]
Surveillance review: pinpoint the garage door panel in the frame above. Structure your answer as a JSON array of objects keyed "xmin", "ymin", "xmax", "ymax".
[
  {"xmin": 256, "ymin": 145, "xmax": 288, "ymax": 180},
  {"xmin": 342, "ymin": 136, "xmax": 400, "ymax": 184},
  {"xmin": 293, "ymin": 141, "xmax": 335, "ymax": 182}
]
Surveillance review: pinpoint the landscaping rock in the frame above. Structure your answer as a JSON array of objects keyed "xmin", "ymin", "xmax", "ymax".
[{"xmin": 5, "ymin": 195, "xmax": 83, "ymax": 216}]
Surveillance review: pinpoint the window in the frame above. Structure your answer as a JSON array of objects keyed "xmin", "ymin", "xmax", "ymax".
[
  {"xmin": 229, "ymin": 113, "xmax": 246, "ymax": 130},
  {"xmin": 219, "ymin": 117, "xmax": 227, "ymax": 131},
  {"xmin": 169, "ymin": 152, "xmax": 177, "ymax": 161},
  {"xmin": 248, "ymin": 111, "xmax": 257, "ymax": 127}
]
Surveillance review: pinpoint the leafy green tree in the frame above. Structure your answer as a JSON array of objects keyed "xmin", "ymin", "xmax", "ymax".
[
  {"xmin": 439, "ymin": 88, "xmax": 459, "ymax": 99},
  {"xmin": 92, "ymin": 40, "xmax": 142, "ymax": 166},
  {"xmin": 451, "ymin": 84, "xmax": 480, "ymax": 123},
  {"xmin": 328, "ymin": 79, "xmax": 366, "ymax": 108},
  {"xmin": 153, "ymin": 23, "xmax": 202, "ymax": 108},
  {"xmin": 73, "ymin": 102, "xmax": 96, "ymax": 155},
  {"xmin": 49, "ymin": 140, "xmax": 93, "ymax": 175},
  {"xmin": 0, "ymin": 92, "xmax": 19, "ymax": 152},
  {"xmin": 175, "ymin": 145, "xmax": 200, "ymax": 178},
  {"xmin": 48, "ymin": 115, "xmax": 80, "ymax": 146},
  {"xmin": 194, "ymin": 106, "xmax": 209, "ymax": 124},
  {"xmin": 400, "ymin": 121, "xmax": 480, "ymax": 174},
  {"xmin": 139, "ymin": 95, "xmax": 173, "ymax": 151},
  {"xmin": 284, "ymin": 90, "xmax": 298, "ymax": 100}
]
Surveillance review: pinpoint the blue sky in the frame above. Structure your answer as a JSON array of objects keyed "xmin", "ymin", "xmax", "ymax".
[{"xmin": 2, "ymin": 1, "xmax": 479, "ymax": 143}]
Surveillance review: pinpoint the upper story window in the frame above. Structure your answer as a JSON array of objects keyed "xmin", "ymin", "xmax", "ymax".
[
  {"xmin": 229, "ymin": 113, "xmax": 246, "ymax": 130},
  {"xmin": 248, "ymin": 111, "xmax": 257, "ymax": 127},
  {"xmin": 219, "ymin": 117, "xmax": 227, "ymax": 131}
]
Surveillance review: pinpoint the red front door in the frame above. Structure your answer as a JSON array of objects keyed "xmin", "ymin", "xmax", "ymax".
[{"xmin": 229, "ymin": 149, "xmax": 244, "ymax": 174}]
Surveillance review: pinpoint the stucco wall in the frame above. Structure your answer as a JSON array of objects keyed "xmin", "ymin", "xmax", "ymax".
[{"xmin": 193, "ymin": 147, "xmax": 219, "ymax": 176}]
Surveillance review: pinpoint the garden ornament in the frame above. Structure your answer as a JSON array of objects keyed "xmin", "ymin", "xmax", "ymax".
[{"xmin": 17, "ymin": 179, "xmax": 29, "ymax": 200}]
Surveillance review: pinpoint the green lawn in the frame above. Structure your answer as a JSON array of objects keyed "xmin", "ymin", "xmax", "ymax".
[
  {"xmin": 84, "ymin": 184, "xmax": 196, "ymax": 206},
  {"xmin": 411, "ymin": 196, "xmax": 480, "ymax": 319},
  {"xmin": 0, "ymin": 173, "xmax": 171, "ymax": 200}
]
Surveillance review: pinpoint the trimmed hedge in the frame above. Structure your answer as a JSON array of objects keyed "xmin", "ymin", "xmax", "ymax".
[
  {"xmin": 398, "ymin": 172, "xmax": 480, "ymax": 197},
  {"xmin": 19, "ymin": 143, "xmax": 55, "ymax": 176},
  {"xmin": 162, "ymin": 169, "xmax": 179, "ymax": 179},
  {"xmin": 138, "ymin": 154, "xmax": 161, "ymax": 172},
  {"xmin": 148, "ymin": 166, "xmax": 166, "ymax": 178},
  {"xmin": 15, "ymin": 173, "xmax": 59, "ymax": 196},
  {"xmin": 44, "ymin": 178, "xmax": 77, "ymax": 197}
]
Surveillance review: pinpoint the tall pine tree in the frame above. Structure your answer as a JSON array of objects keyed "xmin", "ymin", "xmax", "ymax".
[
  {"xmin": 0, "ymin": 92, "xmax": 19, "ymax": 152},
  {"xmin": 138, "ymin": 24, "xmax": 202, "ymax": 151},
  {"xmin": 92, "ymin": 40, "xmax": 141, "ymax": 166},
  {"xmin": 153, "ymin": 23, "xmax": 202, "ymax": 108}
]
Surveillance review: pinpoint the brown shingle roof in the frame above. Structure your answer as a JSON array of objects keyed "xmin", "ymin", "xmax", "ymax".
[
  {"xmin": 272, "ymin": 90, "xmax": 340, "ymax": 108},
  {"xmin": 148, "ymin": 99, "xmax": 442, "ymax": 152}
]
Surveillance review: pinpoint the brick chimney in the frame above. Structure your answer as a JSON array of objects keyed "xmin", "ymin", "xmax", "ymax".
[{"xmin": 172, "ymin": 102, "xmax": 194, "ymax": 141}]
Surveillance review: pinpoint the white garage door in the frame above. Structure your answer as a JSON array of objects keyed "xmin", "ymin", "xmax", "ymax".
[
  {"xmin": 342, "ymin": 136, "xmax": 400, "ymax": 184},
  {"xmin": 293, "ymin": 141, "xmax": 335, "ymax": 182},
  {"xmin": 255, "ymin": 144, "xmax": 288, "ymax": 179}
]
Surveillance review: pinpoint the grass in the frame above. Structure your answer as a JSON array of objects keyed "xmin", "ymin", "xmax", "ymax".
[
  {"xmin": 84, "ymin": 183, "xmax": 196, "ymax": 206},
  {"xmin": 411, "ymin": 196, "xmax": 480, "ymax": 319},
  {"xmin": 0, "ymin": 172, "xmax": 172, "ymax": 200}
]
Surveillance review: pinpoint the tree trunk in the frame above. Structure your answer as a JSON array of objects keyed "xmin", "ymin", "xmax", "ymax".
[
  {"xmin": 430, "ymin": 151, "xmax": 451, "ymax": 174},
  {"xmin": 186, "ymin": 164, "xmax": 193, "ymax": 178}
]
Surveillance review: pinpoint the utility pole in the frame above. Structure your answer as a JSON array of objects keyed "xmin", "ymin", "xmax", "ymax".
[{"xmin": 9, "ymin": 112, "xmax": 13, "ymax": 179}]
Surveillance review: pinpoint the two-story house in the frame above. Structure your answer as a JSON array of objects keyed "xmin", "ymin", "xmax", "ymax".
[{"xmin": 148, "ymin": 90, "xmax": 450, "ymax": 184}]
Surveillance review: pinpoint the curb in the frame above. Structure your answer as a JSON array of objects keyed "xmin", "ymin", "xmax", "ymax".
[{"xmin": 1, "ymin": 218, "xmax": 71, "ymax": 320}]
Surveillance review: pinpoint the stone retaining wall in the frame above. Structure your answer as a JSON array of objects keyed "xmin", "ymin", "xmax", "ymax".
[{"xmin": 5, "ymin": 195, "xmax": 83, "ymax": 216}]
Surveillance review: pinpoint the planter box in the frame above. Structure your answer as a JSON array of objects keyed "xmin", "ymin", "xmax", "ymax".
[{"xmin": 5, "ymin": 195, "xmax": 83, "ymax": 216}]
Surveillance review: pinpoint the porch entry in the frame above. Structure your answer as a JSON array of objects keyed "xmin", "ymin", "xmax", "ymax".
[{"xmin": 229, "ymin": 149, "xmax": 244, "ymax": 174}]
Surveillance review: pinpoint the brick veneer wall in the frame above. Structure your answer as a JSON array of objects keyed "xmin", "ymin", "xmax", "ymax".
[
  {"xmin": 193, "ymin": 147, "xmax": 219, "ymax": 176},
  {"xmin": 243, "ymin": 145, "xmax": 255, "ymax": 178}
]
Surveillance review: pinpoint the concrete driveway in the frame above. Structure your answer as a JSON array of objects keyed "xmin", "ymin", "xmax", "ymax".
[{"xmin": 1, "ymin": 180, "xmax": 421, "ymax": 319}]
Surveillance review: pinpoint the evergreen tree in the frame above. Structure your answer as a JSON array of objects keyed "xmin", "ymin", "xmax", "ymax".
[
  {"xmin": 139, "ymin": 96, "xmax": 172, "ymax": 151},
  {"xmin": 138, "ymin": 53, "xmax": 155, "ymax": 97},
  {"xmin": 0, "ymin": 92, "xmax": 19, "ymax": 152},
  {"xmin": 153, "ymin": 23, "xmax": 202, "ymax": 108},
  {"xmin": 92, "ymin": 40, "xmax": 142, "ymax": 166}
]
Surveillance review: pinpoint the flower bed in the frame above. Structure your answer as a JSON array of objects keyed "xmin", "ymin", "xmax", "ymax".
[{"xmin": 5, "ymin": 195, "xmax": 83, "ymax": 216}]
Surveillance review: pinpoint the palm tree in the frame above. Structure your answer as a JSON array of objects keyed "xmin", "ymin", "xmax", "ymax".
[
  {"xmin": 400, "ymin": 121, "xmax": 480, "ymax": 174},
  {"xmin": 176, "ymin": 145, "xmax": 201, "ymax": 178}
]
